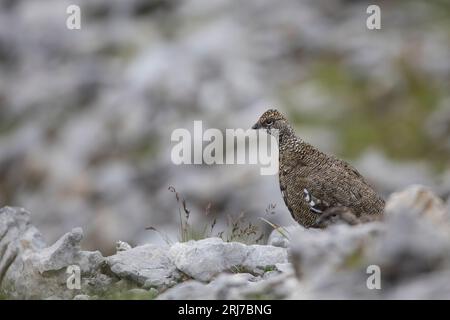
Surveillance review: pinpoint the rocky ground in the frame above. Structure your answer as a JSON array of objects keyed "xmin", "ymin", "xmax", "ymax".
[
  {"xmin": 1, "ymin": 184, "xmax": 450, "ymax": 300},
  {"xmin": 0, "ymin": 0, "xmax": 449, "ymax": 300},
  {"xmin": 0, "ymin": 0, "xmax": 449, "ymax": 255}
]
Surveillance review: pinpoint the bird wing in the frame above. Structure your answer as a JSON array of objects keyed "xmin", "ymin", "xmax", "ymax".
[
  {"xmin": 302, "ymin": 188, "xmax": 330, "ymax": 214},
  {"xmin": 301, "ymin": 163, "xmax": 367, "ymax": 216}
]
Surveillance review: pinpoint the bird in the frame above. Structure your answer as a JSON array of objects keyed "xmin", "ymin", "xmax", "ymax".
[{"xmin": 252, "ymin": 108, "xmax": 385, "ymax": 228}]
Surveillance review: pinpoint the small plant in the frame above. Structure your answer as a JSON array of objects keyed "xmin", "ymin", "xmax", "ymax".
[
  {"xmin": 147, "ymin": 186, "xmax": 265, "ymax": 245},
  {"xmin": 259, "ymin": 203, "xmax": 291, "ymax": 240},
  {"xmin": 259, "ymin": 217, "xmax": 290, "ymax": 241},
  {"xmin": 262, "ymin": 265, "xmax": 277, "ymax": 273},
  {"xmin": 169, "ymin": 186, "xmax": 193, "ymax": 242},
  {"xmin": 146, "ymin": 186, "xmax": 210, "ymax": 243},
  {"xmin": 145, "ymin": 226, "xmax": 173, "ymax": 245},
  {"xmin": 230, "ymin": 265, "xmax": 250, "ymax": 274},
  {"xmin": 260, "ymin": 203, "xmax": 289, "ymax": 240},
  {"xmin": 220, "ymin": 211, "xmax": 264, "ymax": 244}
]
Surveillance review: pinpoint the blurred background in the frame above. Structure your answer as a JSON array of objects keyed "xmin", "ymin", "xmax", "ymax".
[{"xmin": 0, "ymin": 0, "xmax": 449, "ymax": 255}]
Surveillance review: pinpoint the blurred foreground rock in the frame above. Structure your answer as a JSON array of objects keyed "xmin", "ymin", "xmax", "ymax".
[{"xmin": 1, "ymin": 185, "xmax": 450, "ymax": 299}]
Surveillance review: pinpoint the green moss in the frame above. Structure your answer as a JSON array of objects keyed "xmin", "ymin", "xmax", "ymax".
[
  {"xmin": 98, "ymin": 288, "xmax": 159, "ymax": 300},
  {"xmin": 244, "ymin": 292, "xmax": 280, "ymax": 300},
  {"xmin": 230, "ymin": 265, "xmax": 251, "ymax": 274},
  {"xmin": 262, "ymin": 265, "xmax": 277, "ymax": 273},
  {"xmin": 341, "ymin": 246, "xmax": 366, "ymax": 269}
]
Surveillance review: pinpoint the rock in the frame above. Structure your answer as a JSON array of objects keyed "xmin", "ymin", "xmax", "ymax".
[
  {"xmin": 159, "ymin": 271, "xmax": 298, "ymax": 300},
  {"xmin": 274, "ymin": 263, "xmax": 294, "ymax": 274},
  {"xmin": 157, "ymin": 280, "xmax": 213, "ymax": 300},
  {"xmin": 0, "ymin": 207, "xmax": 46, "ymax": 298},
  {"xmin": 3, "ymin": 184, "xmax": 450, "ymax": 300},
  {"xmin": 107, "ymin": 244, "xmax": 181, "ymax": 290},
  {"xmin": 169, "ymin": 238, "xmax": 288, "ymax": 282},
  {"xmin": 1, "ymin": 206, "xmax": 293, "ymax": 298},
  {"xmin": 32, "ymin": 228, "xmax": 104, "ymax": 275},
  {"xmin": 157, "ymin": 273, "xmax": 256, "ymax": 300},
  {"xmin": 290, "ymin": 222, "xmax": 383, "ymax": 281},
  {"xmin": 0, "ymin": 207, "xmax": 109, "ymax": 299},
  {"xmin": 288, "ymin": 185, "xmax": 450, "ymax": 299},
  {"xmin": 267, "ymin": 225, "xmax": 304, "ymax": 248},
  {"xmin": 32, "ymin": 227, "xmax": 83, "ymax": 273},
  {"xmin": 370, "ymin": 186, "xmax": 450, "ymax": 283},
  {"xmin": 125, "ymin": 288, "xmax": 158, "ymax": 300},
  {"xmin": 387, "ymin": 270, "xmax": 450, "ymax": 299},
  {"xmin": 0, "ymin": 0, "xmax": 447, "ymax": 258},
  {"xmin": 116, "ymin": 241, "xmax": 132, "ymax": 252},
  {"xmin": 384, "ymin": 185, "xmax": 449, "ymax": 224}
]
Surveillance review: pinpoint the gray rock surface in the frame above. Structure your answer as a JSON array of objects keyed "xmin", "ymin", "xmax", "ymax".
[
  {"xmin": 0, "ymin": 206, "xmax": 288, "ymax": 299},
  {"xmin": 0, "ymin": 206, "xmax": 179, "ymax": 299},
  {"xmin": 116, "ymin": 241, "xmax": 132, "ymax": 252},
  {"xmin": 107, "ymin": 244, "xmax": 181, "ymax": 289},
  {"xmin": 290, "ymin": 222, "xmax": 384, "ymax": 281},
  {"xmin": 288, "ymin": 185, "xmax": 450, "ymax": 299},
  {"xmin": 384, "ymin": 185, "xmax": 449, "ymax": 223},
  {"xmin": 158, "ymin": 272, "xmax": 297, "ymax": 300},
  {"xmin": 267, "ymin": 225, "xmax": 303, "ymax": 248},
  {"xmin": 2, "ymin": 184, "xmax": 450, "ymax": 299},
  {"xmin": 169, "ymin": 238, "xmax": 288, "ymax": 282},
  {"xmin": 0, "ymin": 207, "xmax": 108, "ymax": 299}
]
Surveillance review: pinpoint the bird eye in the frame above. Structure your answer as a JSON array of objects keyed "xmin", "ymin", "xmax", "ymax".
[{"xmin": 265, "ymin": 120, "xmax": 273, "ymax": 126}]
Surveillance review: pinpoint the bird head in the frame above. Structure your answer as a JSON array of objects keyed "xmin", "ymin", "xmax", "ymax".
[{"xmin": 252, "ymin": 109, "xmax": 291, "ymax": 136}]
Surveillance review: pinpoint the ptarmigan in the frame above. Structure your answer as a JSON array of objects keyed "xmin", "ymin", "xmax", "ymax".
[{"xmin": 252, "ymin": 109, "xmax": 385, "ymax": 228}]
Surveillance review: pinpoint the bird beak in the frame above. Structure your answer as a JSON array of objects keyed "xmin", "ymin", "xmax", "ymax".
[{"xmin": 252, "ymin": 122, "xmax": 261, "ymax": 130}]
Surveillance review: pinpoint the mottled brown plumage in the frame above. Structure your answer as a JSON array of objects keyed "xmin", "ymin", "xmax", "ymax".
[{"xmin": 252, "ymin": 109, "xmax": 385, "ymax": 228}]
